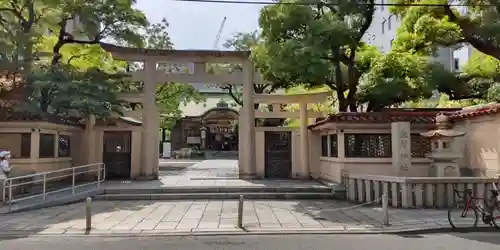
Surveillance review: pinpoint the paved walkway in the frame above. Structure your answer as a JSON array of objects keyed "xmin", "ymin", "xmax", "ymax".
[
  {"xmin": 106, "ymin": 160, "xmax": 327, "ymax": 190},
  {"xmin": 0, "ymin": 199, "xmax": 483, "ymax": 236}
]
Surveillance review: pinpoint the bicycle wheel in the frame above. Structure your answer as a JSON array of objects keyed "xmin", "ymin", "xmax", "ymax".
[
  {"xmin": 489, "ymin": 205, "xmax": 500, "ymax": 229},
  {"xmin": 448, "ymin": 202, "xmax": 479, "ymax": 229}
]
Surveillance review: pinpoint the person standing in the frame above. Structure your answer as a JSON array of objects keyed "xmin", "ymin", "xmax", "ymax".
[
  {"xmin": 0, "ymin": 150, "xmax": 12, "ymax": 202},
  {"xmin": 0, "ymin": 151, "xmax": 12, "ymax": 179}
]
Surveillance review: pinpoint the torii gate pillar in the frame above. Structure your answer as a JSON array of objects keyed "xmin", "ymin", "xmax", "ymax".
[{"xmin": 238, "ymin": 61, "xmax": 256, "ymax": 179}]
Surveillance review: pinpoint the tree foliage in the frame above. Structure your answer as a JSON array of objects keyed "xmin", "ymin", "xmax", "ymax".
[
  {"xmin": 220, "ymin": 30, "xmax": 277, "ymax": 107},
  {"xmin": 0, "ymin": 1, "xmax": 203, "ymax": 125},
  {"xmin": 0, "ymin": 0, "xmax": 148, "ymax": 117},
  {"xmin": 389, "ymin": 0, "xmax": 500, "ymax": 104},
  {"xmin": 23, "ymin": 64, "xmax": 128, "ymax": 119},
  {"xmin": 390, "ymin": 0, "xmax": 500, "ymax": 59},
  {"xmin": 254, "ymin": 0, "xmax": 444, "ymax": 111}
]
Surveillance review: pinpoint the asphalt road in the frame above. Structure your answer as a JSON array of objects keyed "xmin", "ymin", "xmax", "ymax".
[{"xmin": 1, "ymin": 233, "xmax": 500, "ymax": 250}]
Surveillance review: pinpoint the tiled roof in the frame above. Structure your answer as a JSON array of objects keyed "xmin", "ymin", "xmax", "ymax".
[
  {"xmin": 0, "ymin": 111, "xmax": 83, "ymax": 127},
  {"xmin": 449, "ymin": 103, "xmax": 500, "ymax": 120},
  {"xmin": 100, "ymin": 43, "xmax": 250, "ymax": 58},
  {"xmin": 309, "ymin": 111, "xmax": 441, "ymax": 129},
  {"xmin": 309, "ymin": 104, "xmax": 500, "ymax": 129}
]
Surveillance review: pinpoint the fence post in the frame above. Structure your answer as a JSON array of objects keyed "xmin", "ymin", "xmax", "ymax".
[
  {"xmin": 42, "ymin": 173, "xmax": 47, "ymax": 200},
  {"xmin": 8, "ymin": 180, "xmax": 12, "ymax": 212},
  {"xmin": 72, "ymin": 168, "xmax": 76, "ymax": 195},
  {"xmin": 97, "ymin": 164, "xmax": 101, "ymax": 189},
  {"xmin": 85, "ymin": 197, "xmax": 92, "ymax": 232},
  {"xmin": 382, "ymin": 194, "xmax": 390, "ymax": 226},
  {"xmin": 237, "ymin": 195, "xmax": 244, "ymax": 229}
]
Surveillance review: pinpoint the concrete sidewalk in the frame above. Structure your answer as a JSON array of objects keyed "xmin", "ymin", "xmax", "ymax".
[{"xmin": 0, "ymin": 199, "xmax": 486, "ymax": 236}]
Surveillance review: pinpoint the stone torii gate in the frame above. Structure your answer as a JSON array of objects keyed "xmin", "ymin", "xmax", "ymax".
[
  {"xmin": 100, "ymin": 43, "xmax": 330, "ymax": 180},
  {"xmin": 100, "ymin": 43, "xmax": 261, "ymax": 180}
]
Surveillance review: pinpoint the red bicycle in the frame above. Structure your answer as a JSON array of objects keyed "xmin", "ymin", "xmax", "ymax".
[{"xmin": 447, "ymin": 184, "xmax": 500, "ymax": 229}]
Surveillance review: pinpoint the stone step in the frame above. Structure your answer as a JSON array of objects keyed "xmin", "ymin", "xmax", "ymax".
[
  {"xmin": 103, "ymin": 186, "xmax": 332, "ymax": 194},
  {"xmin": 94, "ymin": 192, "xmax": 336, "ymax": 201},
  {"xmin": 0, "ymin": 189, "xmax": 103, "ymax": 214}
]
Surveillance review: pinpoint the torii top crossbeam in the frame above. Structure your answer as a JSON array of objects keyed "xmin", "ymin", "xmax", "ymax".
[{"xmin": 100, "ymin": 42, "xmax": 250, "ymax": 63}]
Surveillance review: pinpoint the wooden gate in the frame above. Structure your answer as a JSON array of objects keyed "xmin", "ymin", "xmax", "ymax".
[
  {"xmin": 103, "ymin": 131, "xmax": 131, "ymax": 180},
  {"xmin": 264, "ymin": 131, "xmax": 292, "ymax": 178}
]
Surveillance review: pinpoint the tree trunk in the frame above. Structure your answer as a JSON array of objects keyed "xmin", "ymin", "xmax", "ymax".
[
  {"xmin": 338, "ymin": 96, "xmax": 348, "ymax": 112},
  {"xmin": 346, "ymin": 45, "xmax": 358, "ymax": 112},
  {"xmin": 332, "ymin": 48, "xmax": 347, "ymax": 112},
  {"xmin": 443, "ymin": 5, "xmax": 500, "ymax": 60},
  {"xmin": 18, "ymin": 2, "xmax": 36, "ymax": 107},
  {"xmin": 348, "ymin": 101, "xmax": 357, "ymax": 112}
]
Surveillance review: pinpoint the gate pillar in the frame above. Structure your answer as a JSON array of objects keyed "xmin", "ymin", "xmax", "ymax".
[
  {"xmin": 140, "ymin": 60, "xmax": 160, "ymax": 179},
  {"xmin": 239, "ymin": 61, "xmax": 256, "ymax": 179}
]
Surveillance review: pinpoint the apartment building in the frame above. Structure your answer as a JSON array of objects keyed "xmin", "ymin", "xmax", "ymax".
[{"xmin": 363, "ymin": 0, "xmax": 471, "ymax": 72}]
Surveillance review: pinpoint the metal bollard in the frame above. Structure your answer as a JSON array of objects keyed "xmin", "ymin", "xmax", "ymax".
[
  {"xmin": 237, "ymin": 195, "xmax": 244, "ymax": 229},
  {"xmin": 382, "ymin": 194, "xmax": 390, "ymax": 226},
  {"xmin": 85, "ymin": 197, "xmax": 92, "ymax": 231}
]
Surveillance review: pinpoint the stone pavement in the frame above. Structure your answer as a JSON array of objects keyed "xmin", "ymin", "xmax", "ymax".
[
  {"xmin": 0, "ymin": 199, "xmax": 484, "ymax": 236},
  {"xmin": 105, "ymin": 159, "xmax": 327, "ymax": 190}
]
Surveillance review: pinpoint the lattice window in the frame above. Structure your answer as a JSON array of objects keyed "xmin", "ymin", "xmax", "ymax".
[
  {"xmin": 39, "ymin": 133, "xmax": 55, "ymax": 158},
  {"xmin": 411, "ymin": 134, "xmax": 431, "ymax": 157},
  {"xmin": 344, "ymin": 134, "xmax": 392, "ymax": 158},
  {"xmin": 329, "ymin": 134, "xmax": 338, "ymax": 157},
  {"xmin": 321, "ymin": 135, "xmax": 328, "ymax": 157},
  {"xmin": 58, "ymin": 135, "xmax": 71, "ymax": 157}
]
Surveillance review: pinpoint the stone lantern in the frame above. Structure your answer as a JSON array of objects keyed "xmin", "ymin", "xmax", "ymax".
[{"xmin": 420, "ymin": 113, "xmax": 466, "ymax": 177}]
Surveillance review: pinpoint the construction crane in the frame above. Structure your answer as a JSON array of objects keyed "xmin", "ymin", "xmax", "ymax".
[{"xmin": 213, "ymin": 16, "xmax": 227, "ymax": 49}]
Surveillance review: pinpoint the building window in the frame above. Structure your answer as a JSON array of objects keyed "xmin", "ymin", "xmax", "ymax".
[
  {"xmin": 345, "ymin": 134, "xmax": 392, "ymax": 158},
  {"xmin": 21, "ymin": 133, "xmax": 31, "ymax": 158},
  {"xmin": 39, "ymin": 133, "xmax": 55, "ymax": 158},
  {"xmin": 390, "ymin": 39, "xmax": 394, "ymax": 47},
  {"xmin": 388, "ymin": 15, "xmax": 392, "ymax": 30},
  {"xmin": 321, "ymin": 135, "xmax": 328, "ymax": 157},
  {"xmin": 454, "ymin": 58, "xmax": 460, "ymax": 71},
  {"xmin": 411, "ymin": 134, "xmax": 432, "ymax": 157},
  {"xmin": 329, "ymin": 134, "xmax": 338, "ymax": 157},
  {"xmin": 381, "ymin": 0, "xmax": 384, "ymax": 10},
  {"xmin": 0, "ymin": 133, "xmax": 31, "ymax": 158},
  {"xmin": 58, "ymin": 135, "xmax": 71, "ymax": 157},
  {"xmin": 381, "ymin": 19, "xmax": 386, "ymax": 34}
]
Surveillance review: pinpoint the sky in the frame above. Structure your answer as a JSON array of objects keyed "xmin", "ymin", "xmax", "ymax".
[{"xmin": 134, "ymin": 0, "xmax": 266, "ymax": 50}]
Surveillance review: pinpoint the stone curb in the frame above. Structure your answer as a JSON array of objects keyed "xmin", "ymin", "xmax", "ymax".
[{"xmin": 0, "ymin": 225, "xmax": 496, "ymax": 238}]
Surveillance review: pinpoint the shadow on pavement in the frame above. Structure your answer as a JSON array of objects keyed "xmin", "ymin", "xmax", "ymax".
[
  {"xmin": 448, "ymin": 231, "xmax": 500, "ymax": 245},
  {"xmin": 0, "ymin": 200, "xmax": 155, "ymax": 240},
  {"xmin": 290, "ymin": 200, "xmax": 386, "ymax": 229}
]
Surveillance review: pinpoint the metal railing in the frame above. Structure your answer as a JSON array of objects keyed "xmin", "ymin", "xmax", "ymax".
[{"xmin": 2, "ymin": 163, "xmax": 105, "ymax": 210}]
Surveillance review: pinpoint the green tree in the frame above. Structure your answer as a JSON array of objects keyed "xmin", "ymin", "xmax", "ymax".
[
  {"xmin": 23, "ymin": 64, "xmax": 128, "ymax": 119},
  {"xmin": 404, "ymin": 93, "xmax": 487, "ymax": 108},
  {"xmin": 142, "ymin": 18, "xmax": 173, "ymax": 49},
  {"xmin": 254, "ymin": 1, "xmax": 379, "ymax": 111},
  {"xmin": 399, "ymin": 49, "xmax": 500, "ymax": 106},
  {"xmin": 357, "ymin": 51, "xmax": 445, "ymax": 111},
  {"xmin": 456, "ymin": 51, "xmax": 500, "ymax": 101},
  {"xmin": 254, "ymin": 0, "xmax": 437, "ymax": 111},
  {"xmin": 220, "ymin": 30, "xmax": 278, "ymax": 107},
  {"xmin": 0, "ymin": 0, "xmax": 148, "ymax": 115},
  {"xmin": 390, "ymin": 0, "xmax": 500, "ymax": 59}
]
